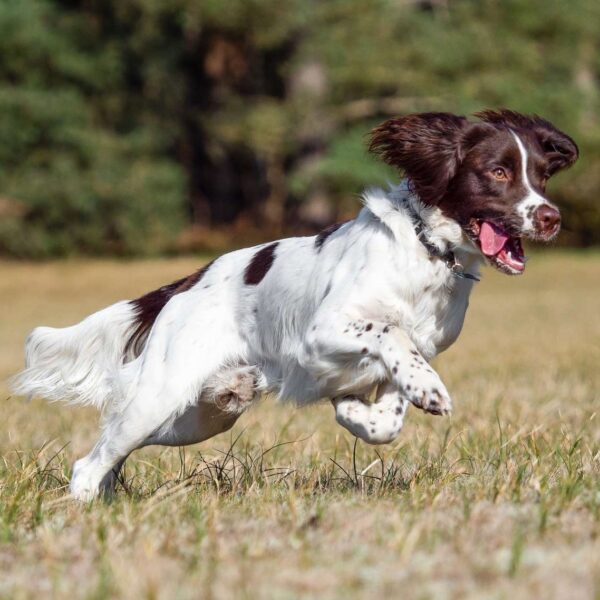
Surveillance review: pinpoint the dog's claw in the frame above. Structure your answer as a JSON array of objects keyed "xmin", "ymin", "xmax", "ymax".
[{"xmin": 405, "ymin": 386, "xmax": 452, "ymax": 416}]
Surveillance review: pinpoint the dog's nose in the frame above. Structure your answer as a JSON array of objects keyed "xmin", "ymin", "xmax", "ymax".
[{"xmin": 534, "ymin": 204, "xmax": 561, "ymax": 237}]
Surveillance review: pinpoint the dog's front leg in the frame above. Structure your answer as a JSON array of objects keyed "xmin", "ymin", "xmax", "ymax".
[{"xmin": 306, "ymin": 317, "xmax": 452, "ymax": 416}]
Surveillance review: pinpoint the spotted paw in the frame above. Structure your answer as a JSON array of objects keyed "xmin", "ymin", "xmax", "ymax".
[
  {"xmin": 332, "ymin": 395, "xmax": 403, "ymax": 445},
  {"xmin": 402, "ymin": 370, "xmax": 452, "ymax": 416},
  {"xmin": 409, "ymin": 387, "xmax": 452, "ymax": 415}
]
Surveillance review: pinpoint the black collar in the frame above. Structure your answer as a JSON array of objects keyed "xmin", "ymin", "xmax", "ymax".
[{"xmin": 408, "ymin": 204, "xmax": 480, "ymax": 282}]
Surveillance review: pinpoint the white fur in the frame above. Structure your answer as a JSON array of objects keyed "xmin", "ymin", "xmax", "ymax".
[
  {"xmin": 13, "ymin": 182, "xmax": 483, "ymax": 501},
  {"xmin": 13, "ymin": 301, "xmax": 135, "ymax": 410},
  {"xmin": 512, "ymin": 132, "xmax": 558, "ymax": 233}
]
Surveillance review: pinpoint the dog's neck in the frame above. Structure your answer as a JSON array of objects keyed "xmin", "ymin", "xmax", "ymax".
[{"xmin": 362, "ymin": 181, "xmax": 483, "ymax": 278}]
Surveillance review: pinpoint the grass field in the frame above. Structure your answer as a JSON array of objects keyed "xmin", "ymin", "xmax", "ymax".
[{"xmin": 1, "ymin": 253, "xmax": 599, "ymax": 599}]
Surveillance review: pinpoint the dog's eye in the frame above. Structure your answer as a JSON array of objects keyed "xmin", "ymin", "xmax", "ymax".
[{"xmin": 491, "ymin": 167, "xmax": 508, "ymax": 181}]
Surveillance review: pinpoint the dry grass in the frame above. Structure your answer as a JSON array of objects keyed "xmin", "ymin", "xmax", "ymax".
[{"xmin": 1, "ymin": 252, "xmax": 599, "ymax": 599}]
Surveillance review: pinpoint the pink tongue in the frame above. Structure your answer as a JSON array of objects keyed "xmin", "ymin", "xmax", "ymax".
[{"xmin": 479, "ymin": 221, "xmax": 509, "ymax": 256}]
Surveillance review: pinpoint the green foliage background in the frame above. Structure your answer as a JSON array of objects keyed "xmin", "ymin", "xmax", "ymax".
[{"xmin": 0, "ymin": 0, "xmax": 598, "ymax": 257}]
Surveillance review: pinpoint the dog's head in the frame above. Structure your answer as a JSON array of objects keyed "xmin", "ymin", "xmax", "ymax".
[{"xmin": 369, "ymin": 110, "xmax": 579, "ymax": 274}]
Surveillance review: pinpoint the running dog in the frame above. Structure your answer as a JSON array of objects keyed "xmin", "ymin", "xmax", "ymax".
[{"xmin": 13, "ymin": 109, "xmax": 578, "ymax": 501}]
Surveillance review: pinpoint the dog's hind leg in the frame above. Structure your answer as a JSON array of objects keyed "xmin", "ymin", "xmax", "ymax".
[
  {"xmin": 69, "ymin": 294, "xmax": 252, "ymax": 502},
  {"xmin": 333, "ymin": 381, "xmax": 409, "ymax": 445},
  {"xmin": 94, "ymin": 387, "xmax": 248, "ymax": 496},
  {"xmin": 70, "ymin": 363, "xmax": 263, "ymax": 501},
  {"xmin": 70, "ymin": 395, "xmax": 221, "ymax": 502}
]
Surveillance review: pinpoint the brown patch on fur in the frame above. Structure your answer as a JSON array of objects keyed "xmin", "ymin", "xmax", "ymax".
[
  {"xmin": 244, "ymin": 242, "xmax": 278, "ymax": 285},
  {"xmin": 124, "ymin": 260, "xmax": 215, "ymax": 358},
  {"xmin": 315, "ymin": 222, "xmax": 346, "ymax": 251}
]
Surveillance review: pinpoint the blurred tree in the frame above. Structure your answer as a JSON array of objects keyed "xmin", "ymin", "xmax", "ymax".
[
  {"xmin": 0, "ymin": 0, "xmax": 185, "ymax": 256},
  {"xmin": 0, "ymin": 0, "xmax": 598, "ymax": 256}
]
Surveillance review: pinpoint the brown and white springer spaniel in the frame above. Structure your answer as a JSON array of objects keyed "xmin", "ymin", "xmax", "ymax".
[{"xmin": 13, "ymin": 110, "xmax": 578, "ymax": 501}]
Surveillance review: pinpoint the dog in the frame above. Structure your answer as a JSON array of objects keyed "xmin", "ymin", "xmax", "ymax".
[{"xmin": 13, "ymin": 109, "xmax": 578, "ymax": 501}]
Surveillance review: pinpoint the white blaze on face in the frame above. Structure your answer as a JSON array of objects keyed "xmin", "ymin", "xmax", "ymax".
[{"xmin": 511, "ymin": 132, "xmax": 556, "ymax": 234}]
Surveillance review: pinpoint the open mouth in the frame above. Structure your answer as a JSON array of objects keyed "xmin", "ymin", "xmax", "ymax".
[{"xmin": 470, "ymin": 220, "xmax": 526, "ymax": 274}]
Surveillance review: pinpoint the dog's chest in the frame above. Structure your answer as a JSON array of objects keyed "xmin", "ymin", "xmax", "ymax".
[
  {"xmin": 415, "ymin": 279, "xmax": 471, "ymax": 356},
  {"xmin": 386, "ymin": 261, "xmax": 473, "ymax": 358}
]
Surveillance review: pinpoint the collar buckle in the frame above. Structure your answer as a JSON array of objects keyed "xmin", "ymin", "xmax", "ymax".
[
  {"xmin": 449, "ymin": 257, "xmax": 464, "ymax": 275},
  {"xmin": 449, "ymin": 257, "xmax": 480, "ymax": 281}
]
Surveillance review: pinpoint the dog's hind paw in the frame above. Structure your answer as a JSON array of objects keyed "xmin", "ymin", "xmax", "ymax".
[
  {"xmin": 206, "ymin": 365, "xmax": 263, "ymax": 414},
  {"xmin": 70, "ymin": 458, "xmax": 103, "ymax": 502}
]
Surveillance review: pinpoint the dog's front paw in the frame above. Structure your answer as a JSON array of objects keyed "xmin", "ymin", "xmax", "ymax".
[
  {"xmin": 333, "ymin": 395, "xmax": 403, "ymax": 445},
  {"xmin": 403, "ymin": 370, "xmax": 452, "ymax": 416},
  {"xmin": 409, "ymin": 386, "xmax": 452, "ymax": 415}
]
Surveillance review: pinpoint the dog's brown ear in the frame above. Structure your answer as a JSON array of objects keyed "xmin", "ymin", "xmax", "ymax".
[
  {"xmin": 476, "ymin": 109, "xmax": 579, "ymax": 175},
  {"xmin": 532, "ymin": 120, "xmax": 579, "ymax": 175},
  {"xmin": 369, "ymin": 112, "xmax": 476, "ymax": 205}
]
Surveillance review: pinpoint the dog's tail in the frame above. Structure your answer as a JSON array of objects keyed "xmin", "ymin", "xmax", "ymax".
[
  {"xmin": 11, "ymin": 264, "xmax": 213, "ymax": 409},
  {"xmin": 11, "ymin": 300, "xmax": 139, "ymax": 410}
]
